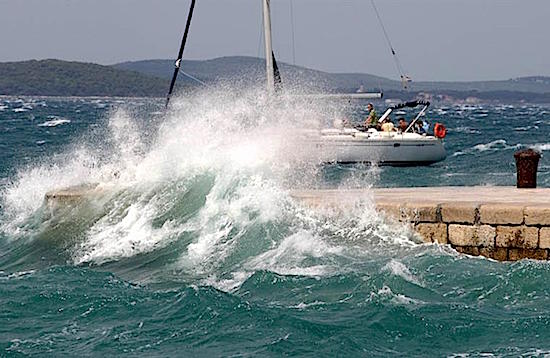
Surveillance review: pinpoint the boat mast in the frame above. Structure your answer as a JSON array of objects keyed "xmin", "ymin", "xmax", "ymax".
[
  {"xmin": 165, "ymin": 0, "xmax": 197, "ymax": 108},
  {"xmin": 262, "ymin": 0, "xmax": 275, "ymax": 94}
]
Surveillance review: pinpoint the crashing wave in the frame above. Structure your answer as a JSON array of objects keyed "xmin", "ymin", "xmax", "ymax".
[{"xmin": 1, "ymin": 86, "xmax": 417, "ymax": 292}]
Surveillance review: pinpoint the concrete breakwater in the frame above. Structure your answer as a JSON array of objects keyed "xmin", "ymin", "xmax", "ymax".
[
  {"xmin": 45, "ymin": 185, "xmax": 550, "ymax": 262},
  {"xmin": 291, "ymin": 186, "xmax": 550, "ymax": 262}
]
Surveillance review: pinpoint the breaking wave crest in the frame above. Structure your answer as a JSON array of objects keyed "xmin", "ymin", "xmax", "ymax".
[
  {"xmin": 0, "ymin": 87, "xmax": 417, "ymax": 291},
  {"xmin": 452, "ymin": 139, "xmax": 522, "ymax": 157},
  {"xmin": 38, "ymin": 117, "xmax": 71, "ymax": 127}
]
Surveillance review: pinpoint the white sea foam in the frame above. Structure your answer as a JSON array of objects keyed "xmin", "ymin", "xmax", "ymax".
[
  {"xmin": 457, "ymin": 139, "xmax": 547, "ymax": 157},
  {"xmin": 38, "ymin": 118, "xmax": 71, "ymax": 127},
  {"xmin": 371, "ymin": 285, "xmax": 424, "ymax": 306},
  {"xmin": 203, "ymin": 271, "xmax": 254, "ymax": 292},
  {"xmin": 2, "ymin": 150, "xmax": 101, "ymax": 234},
  {"xmin": 514, "ymin": 125, "xmax": 538, "ymax": 131},
  {"xmin": 74, "ymin": 193, "xmax": 180, "ymax": 265},
  {"xmin": 391, "ymin": 293, "xmax": 423, "ymax": 306},
  {"xmin": 290, "ymin": 301, "xmax": 326, "ymax": 310},
  {"xmin": 382, "ymin": 259, "xmax": 423, "ymax": 286},
  {"xmin": 472, "ymin": 139, "xmax": 505, "ymax": 152},
  {"xmin": 0, "ymin": 270, "xmax": 36, "ymax": 281},
  {"xmin": 530, "ymin": 143, "xmax": 550, "ymax": 152},
  {"xmin": 453, "ymin": 126, "xmax": 481, "ymax": 135},
  {"xmin": 471, "ymin": 139, "xmax": 521, "ymax": 153},
  {"xmin": 458, "ymin": 105, "xmax": 480, "ymax": 111},
  {"xmin": 247, "ymin": 230, "xmax": 344, "ymax": 276}
]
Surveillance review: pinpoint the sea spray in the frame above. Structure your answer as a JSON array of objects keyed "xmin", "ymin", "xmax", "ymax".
[{"xmin": 0, "ymin": 87, "xmax": 422, "ymax": 292}]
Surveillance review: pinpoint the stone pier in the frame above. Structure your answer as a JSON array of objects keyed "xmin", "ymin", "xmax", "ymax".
[
  {"xmin": 291, "ymin": 186, "xmax": 550, "ymax": 262},
  {"xmin": 45, "ymin": 185, "xmax": 550, "ymax": 261}
]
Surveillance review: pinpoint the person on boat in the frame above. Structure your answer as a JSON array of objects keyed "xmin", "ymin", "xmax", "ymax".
[
  {"xmin": 416, "ymin": 120, "xmax": 427, "ymax": 134},
  {"xmin": 398, "ymin": 118, "xmax": 408, "ymax": 132},
  {"xmin": 381, "ymin": 117, "xmax": 395, "ymax": 132},
  {"xmin": 422, "ymin": 121, "xmax": 430, "ymax": 133},
  {"xmin": 364, "ymin": 103, "xmax": 379, "ymax": 128}
]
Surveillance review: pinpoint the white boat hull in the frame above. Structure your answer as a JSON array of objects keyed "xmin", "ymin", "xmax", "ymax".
[{"xmin": 302, "ymin": 129, "xmax": 446, "ymax": 166}]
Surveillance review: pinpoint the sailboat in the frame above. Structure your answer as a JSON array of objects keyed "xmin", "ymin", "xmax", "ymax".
[
  {"xmin": 166, "ymin": 0, "xmax": 447, "ymax": 166},
  {"xmin": 305, "ymin": 100, "xmax": 447, "ymax": 165},
  {"xmin": 259, "ymin": 0, "xmax": 446, "ymax": 165}
]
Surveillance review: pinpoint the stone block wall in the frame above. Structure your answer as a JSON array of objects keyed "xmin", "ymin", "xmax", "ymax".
[{"xmin": 376, "ymin": 202, "xmax": 550, "ymax": 261}]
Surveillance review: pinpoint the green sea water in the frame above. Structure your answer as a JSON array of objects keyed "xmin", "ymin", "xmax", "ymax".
[{"xmin": 1, "ymin": 91, "xmax": 550, "ymax": 356}]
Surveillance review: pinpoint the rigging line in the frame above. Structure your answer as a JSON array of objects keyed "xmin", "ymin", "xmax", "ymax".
[
  {"xmin": 165, "ymin": 0, "xmax": 197, "ymax": 108},
  {"xmin": 180, "ymin": 70, "xmax": 207, "ymax": 86},
  {"xmin": 289, "ymin": 0, "xmax": 296, "ymax": 65},
  {"xmin": 370, "ymin": 0, "xmax": 401, "ymax": 74},
  {"xmin": 370, "ymin": 0, "xmax": 411, "ymax": 89}
]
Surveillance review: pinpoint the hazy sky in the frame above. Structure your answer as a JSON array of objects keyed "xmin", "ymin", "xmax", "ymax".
[{"xmin": 1, "ymin": 0, "xmax": 549, "ymax": 81}]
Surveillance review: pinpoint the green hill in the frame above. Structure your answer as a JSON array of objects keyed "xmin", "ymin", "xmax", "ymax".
[
  {"xmin": 115, "ymin": 56, "xmax": 550, "ymax": 94},
  {"xmin": 113, "ymin": 56, "xmax": 392, "ymax": 92},
  {"xmin": 0, "ymin": 59, "xmax": 168, "ymax": 97},
  {"xmin": 1, "ymin": 57, "xmax": 550, "ymax": 101}
]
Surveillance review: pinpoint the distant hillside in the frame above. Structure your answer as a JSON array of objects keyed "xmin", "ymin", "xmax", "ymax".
[
  {"xmin": 413, "ymin": 76, "xmax": 550, "ymax": 95},
  {"xmin": 115, "ymin": 56, "xmax": 550, "ymax": 94},
  {"xmin": 113, "ymin": 56, "xmax": 392, "ymax": 93},
  {"xmin": 0, "ymin": 59, "xmax": 167, "ymax": 97},
  {"xmin": 1, "ymin": 57, "xmax": 550, "ymax": 101}
]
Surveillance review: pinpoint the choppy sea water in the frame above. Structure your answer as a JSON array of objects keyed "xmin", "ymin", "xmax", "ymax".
[{"xmin": 1, "ymin": 92, "xmax": 550, "ymax": 356}]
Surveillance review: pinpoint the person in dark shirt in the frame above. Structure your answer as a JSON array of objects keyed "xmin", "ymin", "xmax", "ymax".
[{"xmin": 398, "ymin": 117, "xmax": 408, "ymax": 132}]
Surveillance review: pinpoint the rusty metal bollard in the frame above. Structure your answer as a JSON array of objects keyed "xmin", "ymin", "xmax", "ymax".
[{"xmin": 514, "ymin": 149, "xmax": 541, "ymax": 188}]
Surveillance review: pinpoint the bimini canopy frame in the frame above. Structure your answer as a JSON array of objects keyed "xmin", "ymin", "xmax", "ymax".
[{"xmin": 378, "ymin": 100, "xmax": 430, "ymax": 133}]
